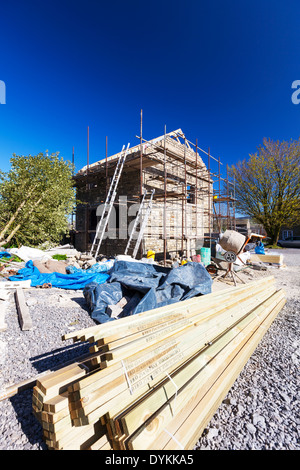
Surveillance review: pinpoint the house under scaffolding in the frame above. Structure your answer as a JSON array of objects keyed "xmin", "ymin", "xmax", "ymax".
[{"xmin": 73, "ymin": 127, "xmax": 236, "ymax": 262}]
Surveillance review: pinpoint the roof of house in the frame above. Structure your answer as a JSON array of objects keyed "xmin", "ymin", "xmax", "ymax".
[{"xmin": 76, "ymin": 129, "xmax": 207, "ymax": 176}]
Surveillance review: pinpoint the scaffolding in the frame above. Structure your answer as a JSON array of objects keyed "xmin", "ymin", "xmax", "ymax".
[
  {"xmin": 74, "ymin": 112, "xmax": 236, "ymax": 264},
  {"xmin": 134, "ymin": 113, "xmax": 236, "ymax": 261}
]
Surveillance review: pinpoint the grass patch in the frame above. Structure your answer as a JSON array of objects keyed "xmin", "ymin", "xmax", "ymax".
[
  {"xmin": 52, "ymin": 254, "xmax": 67, "ymax": 261},
  {"xmin": 0, "ymin": 255, "xmax": 24, "ymax": 262},
  {"xmin": 264, "ymin": 244, "xmax": 285, "ymax": 249}
]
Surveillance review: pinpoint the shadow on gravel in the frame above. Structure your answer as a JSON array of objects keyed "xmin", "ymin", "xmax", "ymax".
[
  {"xmin": 29, "ymin": 341, "xmax": 92, "ymax": 374},
  {"xmin": 9, "ymin": 389, "xmax": 48, "ymax": 449},
  {"xmin": 7, "ymin": 341, "xmax": 95, "ymax": 450},
  {"xmin": 70, "ymin": 296, "xmax": 90, "ymax": 312}
]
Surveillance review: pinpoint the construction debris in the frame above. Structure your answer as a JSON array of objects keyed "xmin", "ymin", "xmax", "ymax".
[{"xmin": 0, "ymin": 280, "xmax": 32, "ymax": 289}]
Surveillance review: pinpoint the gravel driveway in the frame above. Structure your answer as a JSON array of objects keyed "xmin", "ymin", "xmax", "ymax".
[
  {"xmin": 0, "ymin": 249, "xmax": 299, "ymax": 450},
  {"xmin": 195, "ymin": 248, "xmax": 300, "ymax": 450}
]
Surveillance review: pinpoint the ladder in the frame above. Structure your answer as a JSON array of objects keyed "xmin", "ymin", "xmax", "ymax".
[
  {"xmin": 125, "ymin": 189, "xmax": 155, "ymax": 258},
  {"xmin": 90, "ymin": 143, "xmax": 130, "ymax": 258}
]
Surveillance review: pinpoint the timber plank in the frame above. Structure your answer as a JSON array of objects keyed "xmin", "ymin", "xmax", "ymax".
[
  {"xmin": 123, "ymin": 290, "xmax": 285, "ymax": 449},
  {"xmin": 36, "ymin": 364, "xmax": 89, "ymax": 398},
  {"xmin": 70, "ymin": 287, "xmax": 277, "ymax": 426},
  {"xmin": 167, "ymin": 296, "xmax": 287, "ymax": 451},
  {"xmin": 15, "ymin": 288, "xmax": 33, "ymax": 330},
  {"xmin": 250, "ymin": 254, "xmax": 283, "ymax": 265},
  {"xmin": 96, "ymin": 282, "xmax": 276, "ymax": 353},
  {"xmin": 62, "ymin": 277, "xmax": 275, "ymax": 344},
  {"xmin": 29, "ymin": 276, "xmax": 286, "ymax": 451},
  {"xmin": 147, "ymin": 296, "xmax": 286, "ymax": 450}
]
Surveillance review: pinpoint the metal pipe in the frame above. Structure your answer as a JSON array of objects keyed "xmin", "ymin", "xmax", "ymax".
[
  {"xmin": 218, "ymin": 155, "xmax": 221, "ymax": 228},
  {"xmin": 140, "ymin": 110, "xmax": 143, "ymax": 258},
  {"xmin": 87, "ymin": 126, "xmax": 89, "ymax": 177},
  {"xmin": 184, "ymin": 138, "xmax": 187, "ymax": 256},
  {"xmin": 164, "ymin": 124, "xmax": 167, "ymax": 266},
  {"xmin": 106, "ymin": 136, "xmax": 108, "ymax": 197},
  {"xmin": 226, "ymin": 164, "xmax": 229, "ymax": 229},
  {"xmin": 195, "ymin": 138, "xmax": 198, "ymax": 238},
  {"xmin": 72, "ymin": 146, "xmax": 74, "ymax": 229},
  {"xmin": 208, "ymin": 147, "xmax": 211, "ymax": 249},
  {"xmin": 86, "ymin": 126, "xmax": 90, "ymax": 251},
  {"xmin": 140, "ymin": 109, "xmax": 143, "ymax": 198}
]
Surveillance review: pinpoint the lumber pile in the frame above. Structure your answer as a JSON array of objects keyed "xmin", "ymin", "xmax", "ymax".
[
  {"xmin": 32, "ymin": 276, "xmax": 286, "ymax": 450},
  {"xmin": 250, "ymin": 253, "xmax": 283, "ymax": 266}
]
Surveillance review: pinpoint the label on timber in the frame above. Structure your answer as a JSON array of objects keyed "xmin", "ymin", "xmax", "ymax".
[
  {"xmin": 123, "ymin": 338, "xmax": 178, "ymax": 372},
  {"xmin": 129, "ymin": 350, "xmax": 185, "ymax": 394},
  {"xmin": 121, "ymin": 338, "xmax": 186, "ymax": 394},
  {"xmin": 127, "ymin": 344, "xmax": 179, "ymax": 383},
  {"xmin": 135, "ymin": 312, "xmax": 186, "ymax": 332},
  {"xmin": 99, "ymin": 311, "xmax": 187, "ymax": 342},
  {"xmin": 140, "ymin": 317, "xmax": 191, "ymax": 344}
]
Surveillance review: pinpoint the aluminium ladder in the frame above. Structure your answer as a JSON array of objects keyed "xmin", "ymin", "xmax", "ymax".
[
  {"xmin": 124, "ymin": 190, "xmax": 147, "ymax": 256},
  {"xmin": 125, "ymin": 189, "xmax": 155, "ymax": 259},
  {"xmin": 89, "ymin": 143, "xmax": 130, "ymax": 259}
]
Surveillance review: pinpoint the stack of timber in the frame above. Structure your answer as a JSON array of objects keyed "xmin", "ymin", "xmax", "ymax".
[
  {"xmin": 250, "ymin": 253, "xmax": 283, "ymax": 266},
  {"xmin": 32, "ymin": 276, "xmax": 286, "ymax": 450}
]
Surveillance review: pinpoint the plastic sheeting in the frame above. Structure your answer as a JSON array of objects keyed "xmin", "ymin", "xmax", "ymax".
[
  {"xmin": 9, "ymin": 246, "xmax": 51, "ymax": 262},
  {"xmin": 66, "ymin": 260, "xmax": 114, "ymax": 275},
  {"xmin": 9, "ymin": 245, "xmax": 81, "ymax": 262},
  {"xmin": 9, "ymin": 260, "xmax": 110, "ymax": 289},
  {"xmin": 84, "ymin": 260, "xmax": 212, "ymax": 323},
  {"xmin": 255, "ymin": 241, "xmax": 265, "ymax": 255}
]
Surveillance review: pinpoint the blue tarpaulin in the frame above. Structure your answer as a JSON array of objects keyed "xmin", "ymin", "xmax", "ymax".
[
  {"xmin": 9, "ymin": 260, "xmax": 110, "ymax": 289},
  {"xmin": 0, "ymin": 251, "xmax": 12, "ymax": 258},
  {"xmin": 66, "ymin": 260, "xmax": 114, "ymax": 275},
  {"xmin": 84, "ymin": 260, "xmax": 212, "ymax": 323}
]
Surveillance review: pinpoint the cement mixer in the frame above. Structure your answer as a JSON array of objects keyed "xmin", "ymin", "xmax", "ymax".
[
  {"xmin": 218, "ymin": 230, "xmax": 246, "ymax": 265},
  {"xmin": 215, "ymin": 230, "xmax": 265, "ymax": 285}
]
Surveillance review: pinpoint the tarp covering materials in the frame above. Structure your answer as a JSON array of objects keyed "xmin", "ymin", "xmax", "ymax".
[
  {"xmin": 0, "ymin": 251, "xmax": 12, "ymax": 258},
  {"xmin": 9, "ymin": 260, "xmax": 110, "ymax": 289},
  {"xmin": 8, "ymin": 258, "xmax": 212, "ymax": 321},
  {"xmin": 83, "ymin": 260, "xmax": 212, "ymax": 323}
]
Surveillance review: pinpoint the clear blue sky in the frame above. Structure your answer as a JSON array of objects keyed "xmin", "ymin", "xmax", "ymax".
[{"xmin": 1, "ymin": 0, "xmax": 300, "ymax": 180}]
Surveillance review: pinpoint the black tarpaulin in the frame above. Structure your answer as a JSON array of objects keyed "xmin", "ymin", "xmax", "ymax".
[{"xmin": 83, "ymin": 260, "xmax": 212, "ymax": 324}]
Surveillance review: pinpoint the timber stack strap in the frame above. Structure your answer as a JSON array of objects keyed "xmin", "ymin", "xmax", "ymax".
[{"xmin": 31, "ymin": 276, "xmax": 286, "ymax": 450}]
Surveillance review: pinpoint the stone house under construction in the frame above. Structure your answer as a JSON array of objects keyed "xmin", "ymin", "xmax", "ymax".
[{"xmin": 73, "ymin": 129, "xmax": 213, "ymax": 261}]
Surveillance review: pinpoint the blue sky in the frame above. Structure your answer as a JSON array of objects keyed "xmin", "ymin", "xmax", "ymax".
[{"xmin": 1, "ymin": 0, "xmax": 300, "ymax": 180}]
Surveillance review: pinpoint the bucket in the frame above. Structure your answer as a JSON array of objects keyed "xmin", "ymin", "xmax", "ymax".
[
  {"xmin": 200, "ymin": 247, "xmax": 211, "ymax": 266},
  {"xmin": 147, "ymin": 250, "xmax": 155, "ymax": 260}
]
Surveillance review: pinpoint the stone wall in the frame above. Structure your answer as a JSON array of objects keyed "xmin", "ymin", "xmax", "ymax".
[{"xmin": 74, "ymin": 140, "xmax": 212, "ymax": 258}]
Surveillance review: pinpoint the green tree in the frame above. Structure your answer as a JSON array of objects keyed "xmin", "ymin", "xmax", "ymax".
[
  {"xmin": 230, "ymin": 138, "xmax": 300, "ymax": 245},
  {"xmin": 0, "ymin": 152, "xmax": 75, "ymax": 247}
]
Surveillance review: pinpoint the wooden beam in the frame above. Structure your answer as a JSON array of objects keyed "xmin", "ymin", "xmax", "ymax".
[
  {"xmin": 15, "ymin": 288, "xmax": 33, "ymax": 330},
  {"xmin": 28, "ymin": 276, "xmax": 286, "ymax": 450}
]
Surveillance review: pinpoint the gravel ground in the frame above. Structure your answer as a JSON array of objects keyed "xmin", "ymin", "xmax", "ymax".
[
  {"xmin": 0, "ymin": 249, "xmax": 299, "ymax": 451},
  {"xmin": 195, "ymin": 249, "xmax": 300, "ymax": 450}
]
